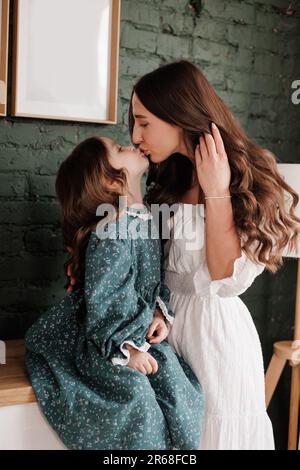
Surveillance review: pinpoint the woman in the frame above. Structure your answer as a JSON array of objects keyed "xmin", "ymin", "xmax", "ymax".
[{"xmin": 127, "ymin": 60, "xmax": 299, "ymax": 449}]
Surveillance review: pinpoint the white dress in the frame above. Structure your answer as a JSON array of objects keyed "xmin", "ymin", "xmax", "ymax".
[{"xmin": 165, "ymin": 203, "xmax": 275, "ymax": 450}]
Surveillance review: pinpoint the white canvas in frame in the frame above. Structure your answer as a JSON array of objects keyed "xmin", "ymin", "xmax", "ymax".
[
  {"xmin": 0, "ymin": 0, "xmax": 10, "ymax": 116},
  {"xmin": 12, "ymin": 0, "xmax": 120, "ymax": 123}
]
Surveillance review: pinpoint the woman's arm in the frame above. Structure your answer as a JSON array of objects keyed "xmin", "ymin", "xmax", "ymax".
[
  {"xmin": 195, "ymin": 123, "xmax": 241, "ymax": 280},
  {"xmin": 205, "ymin": 197, "xmax": 241, "ymax": 280}
]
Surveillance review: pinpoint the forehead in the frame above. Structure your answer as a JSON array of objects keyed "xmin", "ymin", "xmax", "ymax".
[
  {"xmin": 101, "ymin": 136, "xmax": 115, "ymax": 148},
  {"xmin": 132, "ymin": 93, "xmax": 150, "ymax": 118}
]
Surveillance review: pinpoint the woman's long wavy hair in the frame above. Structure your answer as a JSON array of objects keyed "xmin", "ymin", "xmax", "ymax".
[
  {"xmin": 55, "ymin": 137, "xmax": 127, "ymax": 289},
  {"xmin": 129, "ymin": 60, "xmax": 300, "ymax": 273}
]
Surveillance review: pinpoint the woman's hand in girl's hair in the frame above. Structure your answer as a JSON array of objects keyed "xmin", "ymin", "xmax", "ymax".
[
  {"xmin": 127, "ymin": 348, "xmax": 158, "ymax": 375},
  {"xmin": 66, "ymin": 262, "xmax": 77, "ymax": 293},
  {"xmin": 195, "ymin": 123, "xmax": 231, "ymax": 198},
  {"xmin": 66, "ymin": 246, "xmax": 77, "ymax": 293},
  {"xmin": 146, "ymin": 308, "xmax": 169, "ymax": 344}
]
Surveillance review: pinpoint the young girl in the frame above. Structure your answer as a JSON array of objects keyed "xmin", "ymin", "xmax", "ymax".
[
  {"xmin": 127, "ymin": 60, "xmax": 300, "ymax": 450},
  {"xmin": 25, "ymin": 136, "xmax": 204, "ymax": 450}
]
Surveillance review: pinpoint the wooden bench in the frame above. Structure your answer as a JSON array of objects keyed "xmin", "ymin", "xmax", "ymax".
[
  {"xmin": 0, "ymin": 339, "xmax": 36, "ymax": 406},
  {"xmin": 0, "ymin": 340, "xmax": 66, "ymax": 449}
]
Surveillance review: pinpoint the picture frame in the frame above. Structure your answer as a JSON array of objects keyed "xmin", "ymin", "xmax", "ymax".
[
  {"xmin": 0, "ymin": 0, "xmax": 10, "ymax": 116},
  {"xmin": 12, "ymin": 0, "xmax": 120, "ymax": 124}
]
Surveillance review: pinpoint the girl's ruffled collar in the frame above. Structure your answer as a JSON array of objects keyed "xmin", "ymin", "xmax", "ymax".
[{"xmin": 125, "ymin": 204, "xmax": 153, "ymax": 221}]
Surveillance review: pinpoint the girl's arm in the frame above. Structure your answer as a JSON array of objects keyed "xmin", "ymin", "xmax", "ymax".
[{"xmin": 85, "ymin": 235, "xmax": 152, "ymax": 366}]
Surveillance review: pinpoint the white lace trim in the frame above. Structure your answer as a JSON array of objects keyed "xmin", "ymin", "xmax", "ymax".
[
  {"xmin": 156, "ymin": 296, "xmax": 174, "ymax": 325},
  {"xmin": 111, "ymin": 340, "xmax": 151, "ymax": 366},
  {"xmin": 124, "ymin": 210, "xmax": 153, "ymax": 221}
]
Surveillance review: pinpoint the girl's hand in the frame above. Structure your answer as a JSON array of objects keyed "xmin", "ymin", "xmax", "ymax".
[
  {"xmin": 146, "ymin": 308, "xmax": 169, "ymax": 344},
  {"xmin": 195, "ymin": 123, "xmax": 231, "ymax": 197},
  {"xmin": 127, "ymin": 349, "xmax": 158, "ymax": 375}
]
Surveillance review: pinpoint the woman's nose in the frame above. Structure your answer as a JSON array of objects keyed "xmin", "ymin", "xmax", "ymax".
[{"xmin": 132, "ymin": 126, "xmax": 143, "ymax": 144}]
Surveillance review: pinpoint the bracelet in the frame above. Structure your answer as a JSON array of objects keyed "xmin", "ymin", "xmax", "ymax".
[{"xmin": 204, "ymin": 195, "xmax": 232, "ymax": 199}]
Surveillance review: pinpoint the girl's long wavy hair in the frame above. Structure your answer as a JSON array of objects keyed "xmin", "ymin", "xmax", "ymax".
[
  {"xmin": 55, "ymin": 137, "xmax": 127, "ymax": 289},
  {"xmin": 129, "ymin": 60, "xmax": 300, "ymax": 273}
]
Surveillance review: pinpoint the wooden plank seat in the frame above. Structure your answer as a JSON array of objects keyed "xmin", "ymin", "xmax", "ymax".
[{"xmin": 0, "ymin": 339, "xmax": 36, "ymax": 406}]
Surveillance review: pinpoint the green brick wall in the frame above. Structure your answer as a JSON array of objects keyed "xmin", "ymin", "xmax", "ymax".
[{"xmin": 0, "ymin": 0, "xmax": 299, "ymax": 449}]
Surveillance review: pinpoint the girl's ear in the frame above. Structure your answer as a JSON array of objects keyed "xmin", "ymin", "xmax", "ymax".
[{"xmin": 106, "ymin": 178, "xmax": 121, "ymax": 192}]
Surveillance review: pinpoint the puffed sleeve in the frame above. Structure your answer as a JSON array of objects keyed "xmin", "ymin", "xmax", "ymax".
[
  {"xmin": 84, "ymin": 235, "xmax": 153, "ymax": 366},
  {"xmin": 207, "ymin": 250, "xmax": 265, "ymax": 298}
]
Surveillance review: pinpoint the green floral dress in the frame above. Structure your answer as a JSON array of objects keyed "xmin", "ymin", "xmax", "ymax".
[{"xmin": 25, "ymin": 205, "xmax": 204, "ymax": 450}]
